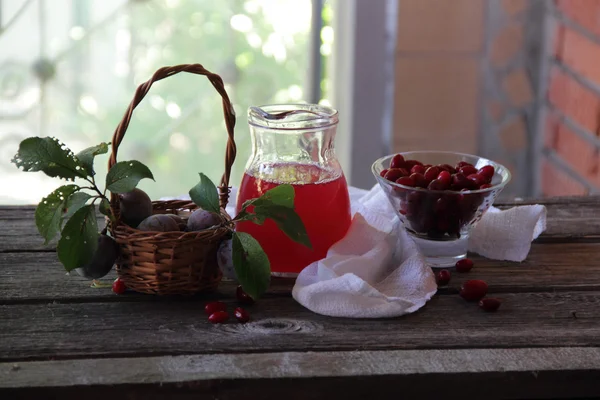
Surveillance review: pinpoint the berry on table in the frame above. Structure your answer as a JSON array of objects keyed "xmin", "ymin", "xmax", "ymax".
[
  {"xmin": 479, "ymin": 298, "xmax": 501, "ymax": 312},
  {"xmin": 208, "ymin": 311, "xmax": 230, "ymax": 324},
  {"xmin": 205, "ymin": 301, "xmax": 227, "ymax": 316},
  {"xmin": 460, "ymin": 280, "xmax": 488, "ymax": 301},
  {"xmin": 112, "ymin": 278, "xmax": 126, "ymax": 295},
  {"xmin": 436, "ymin": 269, "xmax": 451, "ymax": 285},
  {"xmin": 455, "ymin": 258, "xmax": 474, "ymax": 273},
  {"xmin": 236, "ymin": 285, "xmax": 255, "ymax": 305},
  {"xmin": 234, "ymin": 307, "xmax": 250, "ymax": 323}
]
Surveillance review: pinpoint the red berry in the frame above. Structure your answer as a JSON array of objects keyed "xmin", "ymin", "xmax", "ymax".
[
  {"xmin": 456, "ymin": 161, "xmax": 473, "ymax": 169},
  {"xmin": 404, "ymin": 159, "xmax": 423, "ymax": 169},
  {"xmin": 396, "ymin": 176, "xmax": 416, "ymax": 187},
  {"xmin": 390, "ymin": 154, "xmax": 406, "ymax": 169},
  {"xmin": 436, "ymin": 269, "xmax": 451, "ymax": 285},
  {"xmin": 379, "ymin": 168, "xmax": 388, "ymax": 178},
  {"xmin": 234, "ymin": 307, "xmax": 250, "ymax": 323},
  {"xmin": 479, "ymin": 298, "xmax": 501, "ymax": 312},
  {"xmin": 236, "ymin": 285, "xmax": 255, "ymax": 305},
  {"xmin": 112, "ymin": 278, "xmax": 126, "ymax": 295},
  {"xmin": 478, "ymin": 165, "xmax": 495, "ymax": 180},
  {"xmin": 424, "ymin": 166, "xmax": 440, "ymax": 182},
  {"xmin": 428, "ymin": 179, "xmax": 447, "ymax": 191},
  {"xmin": 459, "ymin": 165, "xmax": 478, "ymax": 176},
  {"xmin": 460, "ymin": 280, "xmax": 488, "ymax": 301},
  {"xmin": 439, "ymin": 164, "xmax": 457, "ymax": 174},
  {"xmin": 451, "ymin": 173, "xmax": 474, "ymax": 190},
  {"xmin": 480, "ymin": 183, "xmax": 493, "ymax": 189},
  {"xmin": 467, "ymin": 174, "xmax": 486, "ymax": 187},
  {"xmin": 411, "ymin": 164, "xmax": 427, "ymax": 175},
  {"xmin": 208, "ymin": 311, "xmax": 229, "ymax": 324},
  {"xmin": 437, "ymin": 170, "xmax": 451, "ymax": 186},
  {"xmin": 455, "ymin": 258, "xmax": 474, "ymax": 272},
  {"xmin": 205, "ymin": 301, "xmax": 227, "ymax": 315},
  {"xmin": 410, "ymin": 173, "xmax": 428, "ymax": 188},
  {"xmin": 384, "ymin": 168, "xmax": 409, "ymax": 182},
  {"xmin": 434, "ymin": 197, "xmax": 447, "ymax": 214}
]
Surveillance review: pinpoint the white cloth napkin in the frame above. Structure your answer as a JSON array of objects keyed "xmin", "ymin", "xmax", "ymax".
[{"xmin": 291, "ymin": 184, "xmax": 547, "ymax": 318}]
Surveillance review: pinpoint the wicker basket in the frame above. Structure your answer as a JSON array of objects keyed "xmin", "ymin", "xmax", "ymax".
[{"xmin": 107, "ymin": 64, "xmax": 237, "ymax": 295}]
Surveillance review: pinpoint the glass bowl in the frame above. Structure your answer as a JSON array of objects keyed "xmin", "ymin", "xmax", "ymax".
[{"xmin": 372, "ymin": 151, "xmax": 511, "ymax": 267}]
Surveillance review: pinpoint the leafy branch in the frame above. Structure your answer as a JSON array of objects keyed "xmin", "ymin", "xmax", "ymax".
[
  {"xmin": 188, "ymin": 174, "xmax": 311, "ymax": 300},
  {"xmin": 12, "ymin": 137, "xmax": 154, "ymax": 270}
]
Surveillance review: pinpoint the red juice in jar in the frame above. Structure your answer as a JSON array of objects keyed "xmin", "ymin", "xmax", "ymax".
[{"xmin": 236, "ymin": 162, "xmax": 351, "ymax": 276}]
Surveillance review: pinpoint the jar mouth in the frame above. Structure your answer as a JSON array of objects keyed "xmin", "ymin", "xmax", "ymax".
[{"xmin": 248, "ymin": 104, "xmax": 339, "ymax": 130}]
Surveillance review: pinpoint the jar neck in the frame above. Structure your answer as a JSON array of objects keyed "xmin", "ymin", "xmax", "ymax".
[{"xmin": 247, "ymin": 124, "xmax": 341, "ymax": 173}]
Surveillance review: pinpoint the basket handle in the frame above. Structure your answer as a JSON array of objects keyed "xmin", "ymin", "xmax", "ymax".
[{"xmin": 108, "ymin": 64, "xmax": 237, "ymax": 210}]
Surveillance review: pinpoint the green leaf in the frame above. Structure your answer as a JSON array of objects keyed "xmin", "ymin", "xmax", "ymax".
[
  {"xmin": 232, "ymin": 232, "xmax": 271, "ymax": 300},
  {"xmin": 254, "ymin": 205, "xmax": 312, "ymax": 249},
  {"xmin": 240, "ymin": 184, "xmax": 294, "ymax": 210},
  {"xmin": 12, "ymin": 137, "xmax": 88, "ymax": 180},
  {"xmin": 76, "ymin": 142, "xmax": 109, "ymax": 176},
  {"xmin": 105, "ymin": 160, "xmax": 154, "ymax": 194},
  {"xmin": 99, "ymin": 198, "xmax": 111, "ymax": 217},
  {"xmin": 188, "ymin": 173, "xmax": 220, "ymax": 214},
  {"xmin": 62, "ymin": 192, "xmax": 92, "ymax": 221},
  {"xmin": 57, "ymin": 205, "xmax": 99, "ymax": 272},
  {"xmin": 35, "ymin": 185, "xmax": 80, "ymax": 244}
]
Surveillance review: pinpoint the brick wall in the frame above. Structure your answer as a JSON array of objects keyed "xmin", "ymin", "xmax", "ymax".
[
  {"xmin": 544, "ymin": 0, "xmax": 600, "ymax": 196},
  {"xmin": 393, "ymin": 0, "xmax": 600, "ymax": 198},
  {"xmin": 392, "ymin": 0, "xmax": 534, "ymax": 198},
  {"xmin": 393, "ymin": 0, "xmax": 482, "ymax": 154}
]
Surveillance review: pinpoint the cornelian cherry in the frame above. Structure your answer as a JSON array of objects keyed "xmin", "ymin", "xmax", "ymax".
[
  {"xmin": 236, "ymin": 285, "xmax": 255, "ymax": 305},
  {"xmin": 208, "ymin": 311, "xmax": 230, "ymax": 324},
  {"xmin": 437, "ymin": 170, "xmax": 451, "ymax": 186},
  {"xmin": 205, "ymin": 301, "xmax": 227, "ymax": 315},
  {"xmin": 478, "ymin": 165, "xmax": 495, "ymax": 180},
  {"xmin": 234, "ymin": 307, "xmax": 250, "ymax": 323},
  {"xmin": 460, "ymin": 280, "xmax": 488, "ymax": 301},
  {"xmin": 410, "ymin": 173, "xmax": 428, "ymax": 188},
  {"xmin": 390, "ymin": 154, "xmax": 405, "ymax": 169},
  {"xmin": 455, "ymin": 258, "xmax": 474, "ymax": 272},
  {"xmin": 436, "ymin": 269, "xmax": 451, "ymax": 285},
  {"xmin": 396, "ymin": 176, "xmax": 416, "ymax": 187},
  {"xmin": 112, "ymin": 278, "xmax": 126, "ymax": 295},
  {"xmin": 479, "ymin": 298, "xmax": 501, "ymax": 312},
  {"xmin": 411, "ymin": 164, "xmax": 427, "ymax": 175},
  {"xmin": 424, "ymin": 166, "xmax": 440, "ymax": 182}
]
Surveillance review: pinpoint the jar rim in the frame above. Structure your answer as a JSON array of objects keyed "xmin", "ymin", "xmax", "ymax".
[{"xmin": 248, "ymin": 104, "xmax": 339, "ymax": 130}]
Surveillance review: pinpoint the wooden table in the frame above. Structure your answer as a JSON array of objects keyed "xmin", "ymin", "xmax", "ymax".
[{"xmin": 2, "ymin": 197, "xmax": 600, "ymax": 399}]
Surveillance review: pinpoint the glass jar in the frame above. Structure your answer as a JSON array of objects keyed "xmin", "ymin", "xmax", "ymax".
[{"xmin": 235, "ymin": 104, "xmax": 352, "ymax": 277}]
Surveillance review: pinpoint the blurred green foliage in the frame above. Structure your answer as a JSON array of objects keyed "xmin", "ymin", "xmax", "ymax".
[{"xmin": 52, "ymin": 0, "xmax": 330, "ymax": 201}]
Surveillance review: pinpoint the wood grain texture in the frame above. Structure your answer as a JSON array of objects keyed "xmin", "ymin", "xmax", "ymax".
[
  {"xmin": 3, "ymin": 242, "xmax": 600, "ymax": 303},
  {"xmin": 0, "ymin": 207, "xmax": 106, "ymax": 252},
  {"xmin": 2, "ymin": 196, "xmax": 600, "ymax": 251},
  {"xmin": 2, "ymin": 348, "xmax": 600, "ymax": 400},
  {"xmin": 1, "ymin": 290, "xmax": 599, "ymax": 361}
]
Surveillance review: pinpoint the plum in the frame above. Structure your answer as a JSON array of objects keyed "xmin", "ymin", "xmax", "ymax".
[
  {"xmin": 187, "ymin": 209, "xmax": 221, "ymax": 231},
  {"xmin": 75, "ymin": 234, "xmax": 119, "ymax": 279},
  {"xmin": 119, "ymin": 188, "xmax": 152, "ymax": 228},
  {"xmin": 166, "ymin": 214, "xmax": 187, "ymax": 231},
  {"xmin": 217, "ymin": 239, "xmax": 236, "ymax": 280},
  {"xmin": 137, "ymin": 214, "xmax": 179, "ymax": 232}
]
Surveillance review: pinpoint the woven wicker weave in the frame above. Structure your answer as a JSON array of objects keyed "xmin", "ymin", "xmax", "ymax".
[{"xmin": 108, "ymin": 64, "xmax": 237, "ymax": 295}]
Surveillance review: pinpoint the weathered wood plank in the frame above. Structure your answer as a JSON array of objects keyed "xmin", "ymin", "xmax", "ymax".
[
  {"xmin": 2, "ymin": 348, "xmax": 600, "ymax": 400},
  {"xmin": 2, "ymin": 197, "xmax": 600, "ymax": 251},
  {"xmin": 0, "ymin": 290, "xmax": 598, "ymax": 361},
  {"xmin": 0, "ymin": 208, "xmax": 105, "ymax": 252},
  {"xmin": 2, "ymin": 242, "xmax": 600, "ymax": 303}
]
